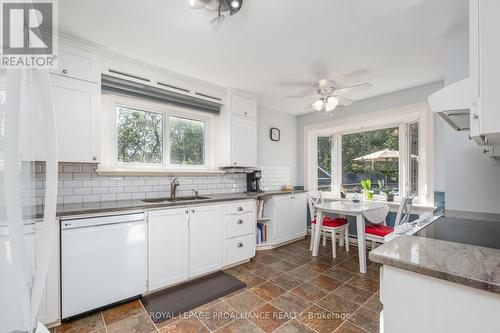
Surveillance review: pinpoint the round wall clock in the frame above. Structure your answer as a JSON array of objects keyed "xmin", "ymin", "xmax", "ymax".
[{"xmin": 270, "ymin": 127, "xmax": 280, "ymax": 141}]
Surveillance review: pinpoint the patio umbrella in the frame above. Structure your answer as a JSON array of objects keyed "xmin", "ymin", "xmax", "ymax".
[{"xmin": 354, "ymin": 148, "xmax": 418, "ymax": 173}]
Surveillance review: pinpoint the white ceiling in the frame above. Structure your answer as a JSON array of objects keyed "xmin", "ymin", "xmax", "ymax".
[{"xmin": 59, "ymin": 0, "xmax": 467, "ymax": 115}]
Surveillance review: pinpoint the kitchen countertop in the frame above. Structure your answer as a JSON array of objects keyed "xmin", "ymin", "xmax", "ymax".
[
  {"xmin": 369, "ymin": 229, "xmax": 500, "ymax": 295},
  {"xmin": 36, "ymin": 190, "xmax": 307, "ymax": 218}
]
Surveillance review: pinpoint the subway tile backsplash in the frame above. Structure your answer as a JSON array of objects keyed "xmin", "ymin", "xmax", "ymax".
[
  {"xmin": 35, "ymin": 162, "xmax": 247, "ymax": 205},
  {"xmin": 34, "ymin": 163, "xmax": 293, "ymax": 205},
  {"xmin": 259, "ymin": 165, "xmax": 291, "ymax": 191}
]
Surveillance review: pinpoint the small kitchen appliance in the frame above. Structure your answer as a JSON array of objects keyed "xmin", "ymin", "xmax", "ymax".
[{"xmin": 247, "ymin": 170, "xmax": 263, "ymax": 193}]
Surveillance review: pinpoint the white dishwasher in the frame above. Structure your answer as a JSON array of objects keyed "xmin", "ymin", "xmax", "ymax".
[{"xmin": 61, "ymin": 212, "xmax": 146, "ymax": 319}]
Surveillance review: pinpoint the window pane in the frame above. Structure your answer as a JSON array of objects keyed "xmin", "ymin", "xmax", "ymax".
[
  {"xmin": 170, "ymin": 116, "xmax": 204, "ymax": 166},
  {"xmin": 117, "ymin": 107, "xmax": 163, "ymax": 163},
  {"xmin": 342, "ymin": 127, "xmax": 399, "ymax": 194},
  {"xmin": 317, "ymin": 137, "xmax": 332, "ymax": 191},
  {"xmin": 409, "ymin": 122, "xmax": 419, "ymax": 196}
]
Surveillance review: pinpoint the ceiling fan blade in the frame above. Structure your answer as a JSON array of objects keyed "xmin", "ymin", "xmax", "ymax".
[
  {"xmin": 275, "ymin": 81, "xmax": 315, "ymax": 88},
  {"xmin": 284, "ymin": 86, "xmax": 315, "ymax": 98},
  {"xmin": 285, "ymin": 92, "xmax": 314, "ymax": 99},
  {"xmin": 337, "ymin": 95, "xmax": 353, "ymax": 106},
  {"xmin": 335, "ymin": 83, "xmax": 373, "ymax": 95}
]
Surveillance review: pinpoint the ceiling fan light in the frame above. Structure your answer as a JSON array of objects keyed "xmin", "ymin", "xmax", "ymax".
[
  {"xmin": 312, "ymin": 99, "xmax": 324, "ymax": 111},
  {"xmin": 189, "ymin": 0, "xmax": 205, "ymax": 9},
  {"xmin": 325, "ymin": 96, "xmax": 339, "ymax": 111}
]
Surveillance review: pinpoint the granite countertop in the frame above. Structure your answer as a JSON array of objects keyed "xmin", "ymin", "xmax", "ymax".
[
  {"xmin": 369, "ymin": 234, "xmax": 500, "ymax": 295},
  {"xmin": 35, "ymin": 190, "xmax": 307, "ymax": 218}
]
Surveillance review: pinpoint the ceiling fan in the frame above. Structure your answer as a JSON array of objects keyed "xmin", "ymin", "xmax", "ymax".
[
  {"xmin": 286, "ymin": 78, "xmax": 373, "ymax": 112},
  {"xmin": 188, "ymin": 0, "xmax": 243, "ymax": 29}
]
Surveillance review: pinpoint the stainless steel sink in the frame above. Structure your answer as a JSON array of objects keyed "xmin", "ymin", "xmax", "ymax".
[{"xmin": 142, "ymin": 196, "xmax": 210, "ymax": 203}]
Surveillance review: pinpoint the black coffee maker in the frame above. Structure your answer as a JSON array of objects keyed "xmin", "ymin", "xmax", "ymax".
[{"xmin": 247, "ymin": 170, "xmax": 263, "ymax": 193}]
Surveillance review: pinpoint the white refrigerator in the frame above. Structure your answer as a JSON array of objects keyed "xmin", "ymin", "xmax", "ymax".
[{"xmin": 0, "ymin": 67, "xmax": 59, "ymax": 332}]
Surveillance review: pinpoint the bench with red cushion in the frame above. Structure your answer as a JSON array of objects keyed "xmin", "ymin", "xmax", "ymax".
[
  {"xmin": 311, "ymin": 217, "xmax": 348, "ymax": 228},
  {"xmin": 365, "ymin": 224, "xmax": 394, "ymax": 237}
]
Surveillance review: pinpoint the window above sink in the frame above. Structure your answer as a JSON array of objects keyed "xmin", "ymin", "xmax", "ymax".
[{"xmin": 100, "ymin": 94, "xmax": 217, "ymax": 174}]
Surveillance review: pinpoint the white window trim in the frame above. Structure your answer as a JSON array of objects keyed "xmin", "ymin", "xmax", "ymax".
[
  {"xmin": 304, "ymin": 102, "xmax": 435, "ymax": 206},
  {"xmin": 100, "ymin": 93, "xmax": 216, "ymax": 172}
]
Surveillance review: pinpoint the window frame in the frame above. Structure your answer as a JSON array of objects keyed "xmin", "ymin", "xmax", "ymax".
[
  {"xmin": 102, "ymin": 93, "xmax": 214, "ymax": 171},
  {"xmin": 305, "ymin": 103, "xmax": 434, "ymax": 206},
  {"xmin": 337, "ymin": 124, "xmax": 402, "ymax": 197}
]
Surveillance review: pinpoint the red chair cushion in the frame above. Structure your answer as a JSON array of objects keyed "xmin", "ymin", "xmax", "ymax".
[
  {"xmin": 312, "ymin": 217, "xmax": 348, "ymax": 227},
  {"xmin": 365, "ymin": 224, "xmax": 394, "ymax": 237}
]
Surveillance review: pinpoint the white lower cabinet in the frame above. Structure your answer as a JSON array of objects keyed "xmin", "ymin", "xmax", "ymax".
[
  {"xmin": 224, "ymin": 200, "xmax": 256, "ymax": 266},
  {"xmin": 189, "ymin": 205, "xmax": 223, "ymax": 277},
  {"xmin": 291, "ymin": 194, "xmax": 308, "ymax": 239},
  {"xmin": 225, "ymin": 234, "xmax": 254, "ymax": 265},
  {"xmin": 147, "ymin": 203, "xmax": 226, "ymax": 291},
  {"xmin": 148, "ymin": 208, "xmax": 190, "ymax": 290},
  {"xmin": 147, "ymin": 200, "xmax": 255, "ymax": 291},
  {"xmin": 273, "ymin": 195, "xmax": 293, "ymax": 244},
  {"xmin": 272, "ymin": 193, "xmax": 308, "ymax": 245}
]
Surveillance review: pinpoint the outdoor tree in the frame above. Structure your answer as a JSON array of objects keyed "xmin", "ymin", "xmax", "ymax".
[{"xmin": 117, "ymin": 108, "xmax": 204, "ymax": 166}]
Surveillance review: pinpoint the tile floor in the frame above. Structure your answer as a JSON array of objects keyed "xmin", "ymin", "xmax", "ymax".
[{"xmin": 52, "ymin": 237, "xmax": 382, "ymax": 333}]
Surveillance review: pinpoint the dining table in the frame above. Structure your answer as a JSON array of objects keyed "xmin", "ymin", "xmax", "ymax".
[{"xmin": 312, "ymin": 200, "xmax": 389, "ymax": 273}]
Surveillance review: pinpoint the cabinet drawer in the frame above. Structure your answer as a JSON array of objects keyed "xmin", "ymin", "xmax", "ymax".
[
  {"xmin": 225, "ymin": 201, "xmax": 255, "ymax": 215},
  {"xmin": 225, "ymin": 213, "xmax": 254, "ymax": 238},
  {"xmin": 225, "ymin": 234, "xmax": 254, "ymax": 266}
]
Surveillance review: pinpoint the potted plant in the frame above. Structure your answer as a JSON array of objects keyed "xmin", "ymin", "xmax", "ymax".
[
  {"xmin": 360, "ymin": 179, "xmax": 373, "ymax": 200},
  {"xmin": 378, "ymin": 180, "xmax": 394, "ymax": 202},
  {"xmin": 340, "ymin": 186, "xmax": 347, "ymax": 198}
]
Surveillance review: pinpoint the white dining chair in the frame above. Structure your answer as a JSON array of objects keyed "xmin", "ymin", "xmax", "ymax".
[
  {"xmin": 308, "ymin": 192, "xmax": 349, "ymax": 258},
  {"xmin": 364, "ymin": 197, "xmax": 413, "ymax": 249}
]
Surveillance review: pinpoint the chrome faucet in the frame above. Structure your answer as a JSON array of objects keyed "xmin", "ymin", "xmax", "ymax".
[
  {"xmin": 192, "ymin": 189, "xmax": 199, "ymax": 199},
  {"xmin": 170, "ymin": 178, "xmax": 180, "ymax": 200}
]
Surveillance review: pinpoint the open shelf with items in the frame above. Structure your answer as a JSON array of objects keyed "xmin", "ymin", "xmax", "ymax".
[
  {"xmin": 256, "ymin": 199, "xmax": 270, "ymax": 247},
  {"xmin": 255, "ymin": 192, "xmax": 308, "ymax": 250}
]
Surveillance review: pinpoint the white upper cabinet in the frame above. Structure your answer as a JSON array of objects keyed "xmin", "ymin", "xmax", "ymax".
[
  {"xmin": 51, "ymin": 75, "xmax": 100, "ymax": 162},
  {"xmin": 469, "ymin": 0, "xmax": 500, "ymax": 146},
  {"xmin": 217, "ymin": 90, "xmax": 258, "ymax": 168},
  {"xmin": 51, "ymin": 44, "xmax": 100, "ymax": 83},
  {"xmin": 36, "ymin": 40, "xmax": 101, "ymax": 163},
  {"xmin": 231, "ymin": 93, "xmax": 257, "ymax": 118},
  {"xmin": 231, "ymin": 115, "xmax": 257, "ymax": 167}
]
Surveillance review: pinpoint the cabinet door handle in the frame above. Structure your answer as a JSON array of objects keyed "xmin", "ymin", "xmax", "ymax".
[
  {"xmin": 191, "ymin": 209, "xmax": 195, "ymax": 213},
  {"xmin": 92, "ymin": 156, "xmax": 97, "ymax": 161},
  {"xmin": 62, "ymin": 69, "xmax": 68, "ymax": 75},
  {"xmin": 237, "ymin": 219, "xmax": 243, "ymax": 224},
  {"xmin": 244, "ymin": 111, "xmax": 248, "ymax": 115},
  {"xmin": 237, "ymin": 207, "xmax": 244, "ymax": 212},
  {"xmin": 185, "ymin": 209, "xmax": 189, "ymax": 214},
  {"xmin": 237, "ymin": 242, "xmax": 244, "ymax": 248}
]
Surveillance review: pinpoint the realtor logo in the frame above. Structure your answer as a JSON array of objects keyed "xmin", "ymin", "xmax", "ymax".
[{"xmin": 1, "ymin": 0, "xmax": 58, "ymax": 68}]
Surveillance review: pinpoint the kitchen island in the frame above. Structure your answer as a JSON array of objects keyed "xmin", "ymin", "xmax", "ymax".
[{"xmin": 370, "ymin": 217, "xmax": 500, "ymax": 333}]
